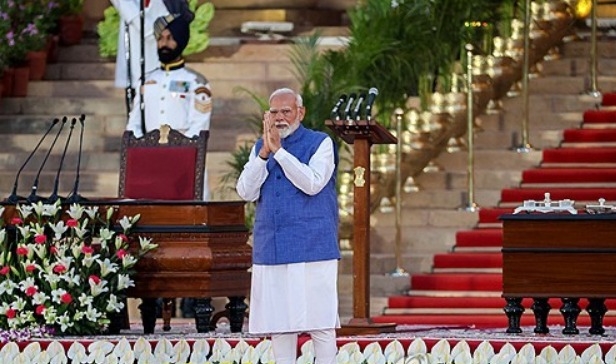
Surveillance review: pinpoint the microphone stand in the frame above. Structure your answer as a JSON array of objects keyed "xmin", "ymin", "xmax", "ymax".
[
  {"xmin": 27, "ymin": 117, "xmax": 67, "ymax": 204},
  {"xmin": 47, "ymin": 118, "xmax": 77, "ymax": 204},
  {"xmin": 5, "ymin": 118, "xmax": 60, "ymax": 204},
  {"xmin": 139, "ymin": 0, "xmax": 146, "ymax": 136},
  {"xmin": 66, "ymin": 115, "xmax": 87, "ymax": 204}
]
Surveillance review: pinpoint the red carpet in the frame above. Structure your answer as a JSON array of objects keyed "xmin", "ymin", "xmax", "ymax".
[
  {"xmin": 375, "ymin": 100, "xmax": 616, "ymax": 330},
  {"xmin": 602, "ymin": 92, "xmax": 616, "ymax": 107}
]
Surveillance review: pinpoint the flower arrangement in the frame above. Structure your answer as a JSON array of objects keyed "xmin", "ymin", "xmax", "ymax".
[
  {"xmin": 0, "ymin": 201, "xmax": 157, "ymax": 340},
  {"xmin": 0, "ymin": 337, "xmax": 615, "ymax": 364}
]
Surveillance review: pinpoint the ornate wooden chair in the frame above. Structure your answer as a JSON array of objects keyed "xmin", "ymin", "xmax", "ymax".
[
  {"xmin": 119, "ymin": 125, "xmax": 208, "ymax": 200},
  {"xmin": 118, "ymin": 124, "xmax": 209, "ymax": 331}
]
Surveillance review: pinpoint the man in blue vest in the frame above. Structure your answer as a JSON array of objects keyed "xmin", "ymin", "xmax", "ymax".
[{"xmin": 237, "ymin": 88, "xmax": 341, "ymax": 364}]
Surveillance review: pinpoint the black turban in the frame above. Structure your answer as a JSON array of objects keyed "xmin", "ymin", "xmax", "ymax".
[{"xmin": 154, "ymin": 13, "xmax": 191, "ymax": 55}]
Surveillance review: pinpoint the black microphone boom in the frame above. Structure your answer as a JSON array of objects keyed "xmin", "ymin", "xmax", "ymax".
[
  {"xmin": 5, "ymin": 118, "xmax": 61, "ymax": 204},
  {"xmin": 48, "ymin": 118, "xmax": 78, "ymax": 204},
  {"xmin": 27, "ymin": 117, "xmax": 67, "ymax": 203},
  {"xmin": 66, "ymin": 114, "xmax": 87, "ymax": 204},
  {"xmin": 329, "ymin": 94, "xmax": 347, "ymax": 120},
  {"xmin": 343, "ymin": 93, "xmax": 357, "ymax": 120},
  {"xmin": 352, "ymin": 92, "xmax": 367, "ymax": 120},
  {"xmin": 364, "ymin": 87, "xmax": 379, "ymax": 120}
]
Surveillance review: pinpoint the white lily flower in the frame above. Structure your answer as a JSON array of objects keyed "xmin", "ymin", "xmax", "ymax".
[
  {"xmin": 137, "ymin": 351, "xmax": 158, "ymax": 364},
  {"xmin": 31, "ymin": 291, "xmax": 48, "ymax": 305},
  {"xmin": 32, "ymin": 201, "xmax": 45, "ymax": 217},
  {"xmin": 17, "ymin": 203, "xmax": 33, "ymax": 219},
  {"xmin": 0, "ymin": 229, "xmax": 6, "ymax": 245},
  {"xmin": 118, "ymin": 216, "xmax": 132, "ymax": 231},
  {"xmin": 384, "ymin": 339, "xmax": 404, "ymax": 364},
  {"xmin": 0, "ymin": 206, "xmax": 4, "ymax": 218},
  {"xmin": 67, "ymin": 203, "xmax": 85, "ymax": 220},
  {"xmin": 122, "ymin": 254, "xmax": 137, "ymax": 268},
  {"xmin": 56, "ymin": 313, "xmax": 74, "ymax": 332},
  {"xmin": 49, "ymin": 221, "xmax": 68, "ymax": 240},
  {"xmin": 105, "ymin": 294, "xmax": 124, "ymax": 312},
  {"xmin": 84, "ymin": 206, "xmax": 99, "ymax": 220},
  {"xmin": 581, "ymin": 344, "xmax": 603, "ymax": 364},
  {"xmin": 116, "ymin": 274, "xmax": 134, "ymax": 290},
  {"xmin": 98, "ymin": 228, "xmax": 114, "ymax": 242},
  {"xmin": 89, "ymin": 279, "xmax": 109, "ymax": 297},
  {"xmin": 139, "ymin": 236, "xmax": 157, "ymax": 252},
  {"xmin": 17, "ymin": 225, "xmax": 32, "ymax": 240},
  {"xmin": 98, "ymin": 258, "xmax": 119, "ymax": 277},
  {"xmin": 44, "ymin": 201, "xmax": 62, "ymax": 217},
  {"xmin": 558, "ymin": 345, "xmax": 579, "ymax": 364},
  {"xmin": 78, "ymin": 293, "xmax": 94, "ymax": 308}
]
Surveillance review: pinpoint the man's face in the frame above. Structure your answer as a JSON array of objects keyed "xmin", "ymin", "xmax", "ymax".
[
  {"xmin": 269, "ymin": 93, "xmax": 305, "ymax": 138},
  {"xmin": 156, "ymin": 29, "xmax": 178, "ymax": 63}
]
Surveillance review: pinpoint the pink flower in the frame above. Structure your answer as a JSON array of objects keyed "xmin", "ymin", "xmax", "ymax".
[
  {"xmin": 35, "ymin": 305, "xmax": 46, "ymax": 315},
  {"xmin": 82, "ymin": 245, "xmax": 94, "ymax": 255},
  {"xmin": 10, "ymin": 217, "xmax": 22, "ymax": 225},
  {"xmin": 16, "ymin": 246, "xmax": 28, "ymax": 256},
  {"xmin": 25, "ymin": 264, "xmax": 36, "ymax": 273},
  {"xmin": 66, "ymin": 219, "xmax": 79, "ymax": 228},
  {"xmin": 89, "ymin": 275, "xmax": 101, "ymax": 284},
  {"xmin": 34, "ymin": 234, "xmax": 46, "ymax": 244},
  {"xmin": 0, "ymin": 266, "xmax": 9, "ymax": 276},
  {"xmin": 50, "ymin": 246, "xmax": 58, "ymax": 255},
  {"xmin": 5, "ymin": 308, "xmax": 16, "ymax": 319},
  {"xmin": 52, "ymin": 264, "xmax": 66, "ymax": 274},
  {"xmin": 60, "ymin": 293, "xmax": 72, "ymax": 305},
  {"xmin": 118, "ymin": 234, "xmax": 128, "ymax": 242},
  {"xmin": 25, "ymin": 286, "xmax": 37, "ymax": 297},
  {"xmin": 116, "ymin": 249, "xmax": 127, "ymax": 259}
]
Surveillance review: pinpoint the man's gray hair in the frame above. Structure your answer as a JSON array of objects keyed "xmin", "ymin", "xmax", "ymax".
[{"xmin": 269, "ymin": 88, "xmax": 303, "ymax": 107}]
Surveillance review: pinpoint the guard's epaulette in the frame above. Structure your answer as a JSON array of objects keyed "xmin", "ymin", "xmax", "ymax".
[{"xmin": 185, "ymin": 66, "xmax": 209, "ymax": 85}]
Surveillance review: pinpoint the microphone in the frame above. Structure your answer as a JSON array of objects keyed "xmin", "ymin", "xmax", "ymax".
[
  {"xmin": 351, "ymin": 92, "xmax": 367, "ymax": 120},
  {"xmin": 27, "ymin": 117, "xmax": 67, "ymax": 203},
  {"xmin": 5, "ymin": 118, "xmax": 61, "ymax": 204},
  {"xmin": 66, "ymin": 115, "xmax": 87, "ymax": 204},
  {"xmin": 47, "ymin": 117, "xmax": 77, "ymax": 204},
  {"xmin": 364, "ymin": 87, "xmax": 379, "ymax": 120},
  {"xmin": 329, "ymin": 94, "xmax": 347, "ymax": 120},
  {"xmin": 342, "ymin": 93, "xmax": 357, "ymax": 121}
]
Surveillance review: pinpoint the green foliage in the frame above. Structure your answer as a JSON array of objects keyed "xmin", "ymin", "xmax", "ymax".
[
  {"xmin": 59, "ymin": 0, "xmax": 85, "ymax": 15},
  {"xmin": 97, "ymin": 0, "xmax": 214, "ymax": 58},
  {"xmin": 97, "ymin": 6, "xmax": 121, "ymax": 58}
]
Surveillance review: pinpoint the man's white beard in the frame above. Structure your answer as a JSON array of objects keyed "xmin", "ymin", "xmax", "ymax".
[{"xmin": 277, "ymin": 119, "xmax": 300, "ymax": 139}]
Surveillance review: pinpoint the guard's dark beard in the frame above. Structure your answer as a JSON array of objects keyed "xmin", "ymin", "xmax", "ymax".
[{"xmin": 158, "ymin": 46, "xmax": 182, "ymax": 64}]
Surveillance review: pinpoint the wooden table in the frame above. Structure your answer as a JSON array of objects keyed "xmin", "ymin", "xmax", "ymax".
[{"xmin": 501, "ymin": 213, "xmax": 616, "ymax": 335}]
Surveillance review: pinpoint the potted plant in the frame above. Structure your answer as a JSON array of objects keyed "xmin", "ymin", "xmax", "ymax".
[{"xmin": 58, "ymin": 0, "xmax": 85, "ymax": 46}]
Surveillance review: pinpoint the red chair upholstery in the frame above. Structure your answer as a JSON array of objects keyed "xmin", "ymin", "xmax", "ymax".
[{"xmin": 119, "ymin": 125, "xmax": 208, "ymax": 200}]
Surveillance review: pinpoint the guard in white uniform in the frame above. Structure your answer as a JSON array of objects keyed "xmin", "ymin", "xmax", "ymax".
[{"xmin": 126, "ymin": 13, "xmax": 212, "ymax": 200}]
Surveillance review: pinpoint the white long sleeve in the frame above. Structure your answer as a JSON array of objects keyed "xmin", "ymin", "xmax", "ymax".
[{"xmin": 236, "ymin": 138, "xmax": 335, "ymax": 201}]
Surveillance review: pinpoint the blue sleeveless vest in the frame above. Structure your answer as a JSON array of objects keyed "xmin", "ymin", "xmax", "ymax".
[{"xmin": 252, "ymin": 125, "xmax": 341, "ymax": 265}]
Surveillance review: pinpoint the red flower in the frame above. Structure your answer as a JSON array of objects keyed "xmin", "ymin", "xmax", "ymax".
[
  {"xmin": 35, "ymin": 305, "xmax": 46, "ymax": 315},
  {"xmin": 16, "ymin": 246, "xmax": 29, "ymax": 256},
  {"xmin": 82, "ymin": 245, "xmax": 94, "ymax": 255},
  {"xmin": 53, "ymin": 264, "xmax": 66, "ymax": 274},
  {"xmin": 0, "ymin": 266, "xmax": 9, "ymax": 276},
  {"xmin": 5, "ymin": 308, "xmax": 16, "ymax": 319},
  {"xmin": 116, "ymin": 249, "xmax": 127, "ymax": 259},
  {"xmin": 25, "ymin": 264, "xmax": 36, "ymax": 273},
  {"xmin": 66, "ymin": 219, "xmax": 79, "ymax": 228},
  {"xmin": 60, "ymin": 293, "xmax": 72, "ymax": 304},
  {"xmin": 25, "ymin": 286, "xmax": 37, "ymax": 297},
  {"xmin": 34, "ymin": 234, "xmax": 46, "ymax": 244},
  {"xmin": 10, "ymin": 217, "xmax": 22, "ymax": 225},
  {"xmin": 89, "ymin": 275, "xmax": 101, "ymax": 284},
  {"xmin": 50, "ymin": 246, "xmax": 58, "ymax": 255},
  {"xmin": 118, "ymin": 234, "xmax": 128, "ymax": 242}
]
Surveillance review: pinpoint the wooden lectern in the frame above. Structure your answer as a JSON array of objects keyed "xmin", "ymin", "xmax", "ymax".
[{"xmin": 326, "ymin": 118, "xmax": 398, "ymax": 335}]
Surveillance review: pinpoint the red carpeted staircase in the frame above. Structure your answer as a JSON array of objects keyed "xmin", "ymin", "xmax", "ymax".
[{"xmin": 374, "ymin": 93, "xmax": 616, "ymax": 329}]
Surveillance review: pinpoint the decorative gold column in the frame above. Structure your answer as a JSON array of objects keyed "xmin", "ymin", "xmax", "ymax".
[
  {"xmin": 463, "ymin": 44, "xmax": 479, "ymax": 212},
  {"xmin": 585, "ymin": 0, "xmax": 601, "ymax": 98}
]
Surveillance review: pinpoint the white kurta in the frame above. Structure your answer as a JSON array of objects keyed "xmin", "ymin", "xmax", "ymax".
[
  {"xmin": 249, "ymin": 260, "xmax": 340, "ymax": 334},
  {"xmin": 111, "ymin": 0, "xmax": 169, "ymax": 89}
]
